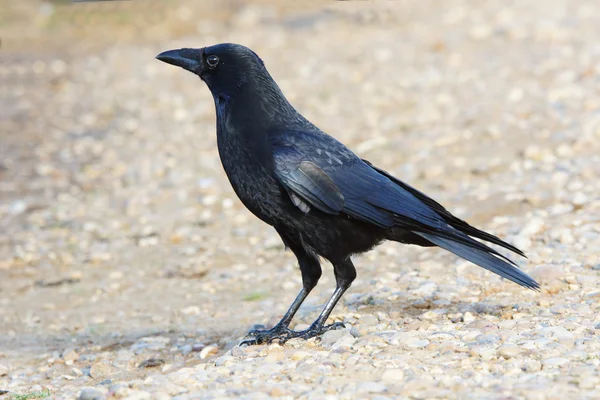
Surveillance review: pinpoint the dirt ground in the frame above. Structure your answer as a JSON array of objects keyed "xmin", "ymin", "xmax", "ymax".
[{"xmin": 1, "ymin": 1, "xmax": 599, "ymax": 399}]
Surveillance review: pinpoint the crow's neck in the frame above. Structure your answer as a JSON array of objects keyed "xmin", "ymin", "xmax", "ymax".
[
  {"xmin": 219, "ymin": 75, "xmax": 300, "ymax": 129},
  {"xmin": 214, "ymin": 75, "xmax": 305, "ymax": 162}
]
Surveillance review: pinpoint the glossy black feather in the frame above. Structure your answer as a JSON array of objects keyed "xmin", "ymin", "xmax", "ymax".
[
  {"xmin": 271, "ymin": 129, "xmax": 536, "ymax": 289},
  {"xmin": 158, "ymin": 43, "xmax": 538, "ymax": 315},
  {"xmin": 363, "ymin": 160, "xmax": 527, "ymax": 257},
  {"xmin": 416, "ymin": 232, "xmax": 539, "ymax": 290}
]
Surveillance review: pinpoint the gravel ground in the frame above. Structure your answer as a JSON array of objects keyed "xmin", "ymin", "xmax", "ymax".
[{"xmin": 1, "ymin": 0, "xmax": 600, "ymax": 399}]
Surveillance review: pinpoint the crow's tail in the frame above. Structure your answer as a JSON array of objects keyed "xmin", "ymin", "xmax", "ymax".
[{"xmin": 415, "ymin": 231, "xmax": 540, "ymax": 291}]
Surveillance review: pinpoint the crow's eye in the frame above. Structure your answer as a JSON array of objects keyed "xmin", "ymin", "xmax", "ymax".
[{"xmin": 206, "ymin": 55, "xmax": 220, "ymax": 68}]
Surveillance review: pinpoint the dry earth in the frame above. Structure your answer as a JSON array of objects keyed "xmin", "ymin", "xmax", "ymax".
[{"xmin": 1, "ymin": 0, "xmax": 600, "ymax": 399}]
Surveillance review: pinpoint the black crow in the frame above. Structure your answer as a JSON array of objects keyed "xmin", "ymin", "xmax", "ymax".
[{"xmin": 156, "ymin": 43, "xmax": 538, "ymax": 346}]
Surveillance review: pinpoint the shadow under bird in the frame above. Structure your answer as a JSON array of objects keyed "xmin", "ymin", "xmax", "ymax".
[{"xmin": 156, "ymin": 43, "xmax": 539, "ymax": 346}]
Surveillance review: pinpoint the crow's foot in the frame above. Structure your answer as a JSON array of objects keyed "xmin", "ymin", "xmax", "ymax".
[
  {"xmin": 240, "ymin": 324, "xmax": 293, "ymax": 346},
  {"xmin": 240, "ymin": 321, "xmax": 345, "ymax": 346}
]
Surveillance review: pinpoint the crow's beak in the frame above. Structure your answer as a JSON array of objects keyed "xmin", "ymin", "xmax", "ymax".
[{"xmin": 156, "ymin": 48, "xmax": 203, "ymax": 74}]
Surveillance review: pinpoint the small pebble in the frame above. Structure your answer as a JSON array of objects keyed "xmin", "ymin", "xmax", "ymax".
[
  {"xmin": 320, "ymin": 329, "xmax": 349, "ymax": 345},
  {"xmin": 359, "ymin": 315, "xmax": 379, "ymax": 326},
  {"xmin": 199, "ymin": 345, "xmax": 218, "ymax": 360},
  {"xmin": 405, "ymin": 339, "xmax": 430, "ymax": 349},
  {"xmin": 89, "ymin": 362, "xmax": 113, "ymax": 379},
  {"xmin": 231, "ymin": 346, "xmax": 246, "ymax": 357},
  {"xmin": 78, "ymin": 387, "xmax": 105, "ymax": 400},
  {"xmin": 357, "ymin": 381, "xmax": 387, "ymax": 393},
  {"xmin": 381, "ymin": 368, "xmax": 404, "ymax": 382},
  {"xmin": 497, "ymin": 344, "xmax": 521, "ymax": 359},
  {"xmin": 543, "ymin": 358, "xmax": 570, "ymax": 367}
]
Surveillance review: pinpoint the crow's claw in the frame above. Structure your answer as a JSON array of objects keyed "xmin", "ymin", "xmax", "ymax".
[
  {"xmin": 247, "ymin": 324, "xmax": 267, "ymax": 336},
  {"xmin": 239, "ymin": 337, "xmax": 260, "ymax": 347},
  {"xmin": 242, "ymin": 324, "xmax": 293, "ymax": 346},
  {"xmin": 240, "ymin": 321, "xmax": 346, "ymax": 346},
  {"xmin": 320, "ymin": 321, "xmax": 346, "ymax": 333}
]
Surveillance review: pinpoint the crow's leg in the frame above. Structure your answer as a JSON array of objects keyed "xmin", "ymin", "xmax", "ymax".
[
  {"xmin": 240, "ymin": 230, "xmax": 321, "ymax": 346},
  {"xmin": 241, "ymin": 258, "xmax": 356, "ymax": 345},
  {"xmin": 285, "ymin": 257, "xmax": 356, "ymax": 341}
]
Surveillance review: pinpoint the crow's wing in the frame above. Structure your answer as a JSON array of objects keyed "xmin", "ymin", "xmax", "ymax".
[
  {"xmin": 272, "ymin": 130, "xmax": 445, "ymax": 229},
  {"xmin": 278, "ymin": 158, "xmax": 345, "ymax": 214},
  {"xmin": 271, "ymin": 130, "xmax": 538, "ymax": 290}
]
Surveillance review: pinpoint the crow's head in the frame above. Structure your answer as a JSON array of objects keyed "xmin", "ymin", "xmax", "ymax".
[{"xmin": 156, "ymin": 43, "xmax": 267, "ymax": 99}]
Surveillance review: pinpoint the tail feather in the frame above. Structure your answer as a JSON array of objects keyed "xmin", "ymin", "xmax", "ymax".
[
  {"xmin": 394, "ymin": 214, "xmax": 518, "ymax": 266},
  {"xmin": 361, "ymin": 159, "xmax": 536, "ymax": 289},
  {"xmin": 415, "ymin": 231, "xmax": 539, "ymax": 291},
  {"xmin": 364, "ymin": 160, "xmax": 526, "ymax": 257}
]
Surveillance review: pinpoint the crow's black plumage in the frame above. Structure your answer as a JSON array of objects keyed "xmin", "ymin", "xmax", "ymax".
[{"xmin": 156, "ymin": 43, "xmax": 539, "ymax": 345}]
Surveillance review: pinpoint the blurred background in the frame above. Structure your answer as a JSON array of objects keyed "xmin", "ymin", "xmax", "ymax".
[{"xmin": 1, "ymin": 0, "xmax": 599, "ymax": 398}]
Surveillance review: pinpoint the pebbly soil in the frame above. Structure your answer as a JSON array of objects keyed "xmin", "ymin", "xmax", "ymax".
[{"xmin": 1, "ymin": 0, "xmax": 599, "ymax": 399}]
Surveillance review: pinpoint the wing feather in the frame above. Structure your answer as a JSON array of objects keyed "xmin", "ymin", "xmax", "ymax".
[{"xmin": 270, "ymin": 130, "xmax": 536, "ymax": 289}]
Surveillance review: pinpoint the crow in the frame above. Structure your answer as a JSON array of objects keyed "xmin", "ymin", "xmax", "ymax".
[{"xmin": 156, "ymin": 43, "xmax": 538, "ymax": 346}]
